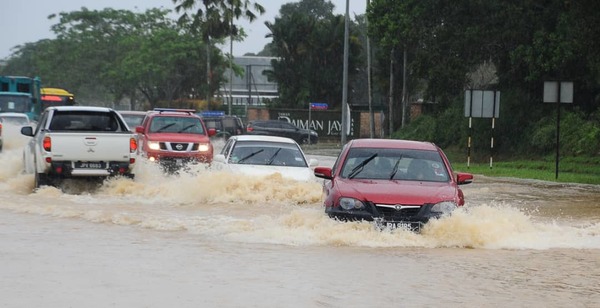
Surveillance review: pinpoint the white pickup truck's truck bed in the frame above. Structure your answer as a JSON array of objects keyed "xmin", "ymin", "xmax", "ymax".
[{"xmin": 21, "ymin": 106, "xmax": 137, "ymax": 189}]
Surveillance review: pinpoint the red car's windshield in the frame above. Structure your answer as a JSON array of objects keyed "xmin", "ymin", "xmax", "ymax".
[{"xmin": 340, "ymin": 148, "xmax": 450, "ymax": 182}]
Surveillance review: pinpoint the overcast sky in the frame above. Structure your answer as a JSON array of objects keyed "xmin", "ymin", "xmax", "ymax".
[{"xmin": 0, "ymin": 0, "xmax": 366, "ymax": 60}]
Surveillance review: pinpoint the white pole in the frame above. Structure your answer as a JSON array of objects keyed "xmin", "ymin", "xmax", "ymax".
[{"xmin": 341, "ymin": 0, "xmax": 350, "ymax": 144}]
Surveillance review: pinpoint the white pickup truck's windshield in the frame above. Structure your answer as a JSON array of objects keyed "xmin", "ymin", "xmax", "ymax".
[
  {"xmin": 149, "ymin": 116, "xmax": 205, "ymax": 134},
  {"xmin": 49, "ymin": 111, "xmax": 122, "ymax": 132}
]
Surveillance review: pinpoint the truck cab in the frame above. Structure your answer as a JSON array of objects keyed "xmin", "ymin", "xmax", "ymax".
[{"xmin": 135, "ymin": 108, "xmax": 216, "ymax": 172}]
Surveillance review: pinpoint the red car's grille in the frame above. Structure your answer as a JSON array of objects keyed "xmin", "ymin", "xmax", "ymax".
[{"xmin": 375, "ymin": 206, "xmax": 421, "ymax": 219}]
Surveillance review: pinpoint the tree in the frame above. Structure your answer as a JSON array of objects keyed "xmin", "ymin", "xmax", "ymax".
[
  {"xmin": 2, "ymin": 8, "xmax": 216, "ymax": 109},
  {"xmin": 264, "ymin": 0, "xmax": 362, "ymax": 109},
  {"xmin": 172, "ymin": 0, "xmax": 265, "ymax": 110}
]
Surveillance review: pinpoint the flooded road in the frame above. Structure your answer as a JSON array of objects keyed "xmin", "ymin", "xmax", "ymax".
[{"xmin": 0, "ymin": 126, "xmax": 599, "ymax": 307}]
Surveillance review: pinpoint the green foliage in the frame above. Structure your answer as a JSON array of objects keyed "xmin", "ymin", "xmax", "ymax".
[
  {"xmin": 172, "ymin": 0, "xmax": 265, "ymax": 41},
  {"xmin": 0, "ymin": 8, "xmax": 223, "ymax": 109},
  {"xmin": 264, "ymin": 0, "xmax": 363, "ymax": 109}
]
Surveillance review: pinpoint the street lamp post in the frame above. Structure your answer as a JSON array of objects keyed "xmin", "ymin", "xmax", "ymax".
[{"xmin": 341, "ymin": 0, "xmax": 350, "ymax": 144}]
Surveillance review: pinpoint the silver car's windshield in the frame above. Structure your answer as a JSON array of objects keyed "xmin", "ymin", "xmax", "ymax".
[{"xmin": 229, "ymin": 141, "xmax": 308, "ymax": 167}]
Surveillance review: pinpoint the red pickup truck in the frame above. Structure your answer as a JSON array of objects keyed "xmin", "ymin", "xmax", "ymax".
[{"xmin": 135, "ymin": 108, "xmax": 215, "ymax": 172}]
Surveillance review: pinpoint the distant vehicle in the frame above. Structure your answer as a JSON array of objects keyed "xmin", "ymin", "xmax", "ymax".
[
  {"xmin": 246, "ymin": 120, "xmax": 318, "ymax": 144},
  {"xmin": 0, "ymin": 112, "xmax": 33, "ymax": 153},
  {"xmin": 135, "ymin": 108, "xmax": 216, "ymax": 172},
  {"xmin": 199, "ymin": 111, "xmax": 245, "ymax": 140},
  {"xmin": 0, "ymin": 76, "xmax": 42, "ymax": 121},
  {"xmin": 118, "ymin": 110, "xmax": 148, "ymax": 132},
  {"xmin": 213, "ymin": 135, "xmax": 318, "ymax": 182},
  {"xmin": 20, "ymin": 106, "xmax": 138, "ymax": 189},
  {"xmin": 313, "ymin": 139, "xmax": 474, "ymax": 232},
  {"xmin": 40, "ymin": 87, "xmax": 76, "ymax": 111},
  {"xmin": 0, "ymin": 112, "xmax": 31, "ymax": 126}
]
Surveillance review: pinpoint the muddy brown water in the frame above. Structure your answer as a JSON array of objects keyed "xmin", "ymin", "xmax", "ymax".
[{"xmin": 0, "ymin": 129, "xmax": 598, "ymax": 307}]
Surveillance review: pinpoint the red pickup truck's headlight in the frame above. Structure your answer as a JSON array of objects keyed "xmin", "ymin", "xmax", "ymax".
[
  {"xmin": 198, "ymin": 143, "xmax": 210, "ymax": 152},
  {"xmin": 147, "ymin": 141, "xmax": 160, "ymax": 150}
]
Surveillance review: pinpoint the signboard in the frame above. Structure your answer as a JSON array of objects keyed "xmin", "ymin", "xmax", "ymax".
[
  {"xmin": 310, "ymin": 102, "xmax": 328, "ymax": 110},
  {"xmin": 543, "ymin": 81, "xmax": 573, "ymax": 103},
  {"xmin": 464, "ymin": 90, "xmax": 500, "ymax": 118},
  {"xmin": 201, "ymin": 111, "xmax": 226, "ymax": 117},
  {"xmin": 271, "ymin": 108, "xmax": 359, "ymax": 139}
]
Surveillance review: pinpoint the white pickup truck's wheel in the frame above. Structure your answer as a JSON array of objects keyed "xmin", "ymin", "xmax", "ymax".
[{"xmin": 34, "ymin": 173, "xmax": 50, "ymax": 188}]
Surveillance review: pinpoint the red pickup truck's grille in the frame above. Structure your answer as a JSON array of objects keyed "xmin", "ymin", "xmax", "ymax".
[{"xmin": 158, "ymin": 142, "xmax": 197, "ymax": 152}]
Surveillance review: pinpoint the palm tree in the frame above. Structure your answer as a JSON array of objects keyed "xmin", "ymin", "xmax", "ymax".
[{"xmin": 172, "ymin": 0, "xmax": 265, "ymax": 110}]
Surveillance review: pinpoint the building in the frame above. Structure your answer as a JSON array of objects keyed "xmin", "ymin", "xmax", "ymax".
[{"xmin": 219, "ymin": 56, "xmax": 278, "ymax": 110}]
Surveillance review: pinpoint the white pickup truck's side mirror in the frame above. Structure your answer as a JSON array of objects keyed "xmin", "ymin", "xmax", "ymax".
[{"xmin": 21, "ymin": 126, "xmax": 34, "ymax": 137}]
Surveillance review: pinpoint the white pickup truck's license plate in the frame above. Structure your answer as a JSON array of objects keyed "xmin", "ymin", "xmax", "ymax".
[{"xmin": 75, "ymin": 162, "xmax": 105, "ymax": 169}]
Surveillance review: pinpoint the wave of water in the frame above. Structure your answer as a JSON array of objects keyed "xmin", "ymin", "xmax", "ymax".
[{"xmin": 1, "ymin": 127, "xmax": 599, "ymax": 250}]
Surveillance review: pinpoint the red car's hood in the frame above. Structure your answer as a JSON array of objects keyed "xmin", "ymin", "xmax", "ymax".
[
  {"xmin": 336, "ymin": 178, "xmax": 458, "ymax": 205},
  {"xmin": 146, "ymin": 133, "xmax": 210, "ymax": 143}
]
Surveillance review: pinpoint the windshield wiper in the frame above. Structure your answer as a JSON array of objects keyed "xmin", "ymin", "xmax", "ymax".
[
  {"xmin": 178, "ymin": 124, "xmax": 196, "ymax": 133},
  {"xmin": 237, "ymin": 149, "xmax": 264, "ymax": 163},
  {"xmin": 348, "ymin": 153, "xmax": 377, "ymax": 179},
  {"xmin": 389, "ymin": 157, "xmax": 402, "ymax": 180},
  {"xmin": 156, "ymin": 123, "xmax": 175, "ymax": 132},
  {"xmin": 266, "ymin": 148, "xmax": 282, "ymax": 165}
]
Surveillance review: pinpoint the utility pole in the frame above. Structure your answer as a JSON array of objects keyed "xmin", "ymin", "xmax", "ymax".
[
  {"xmin": 228, "ymin": 2, "xmax": 233, "ymax": 116},
  {"xmin": 341, "ymin": 0, "xmax": 350, "ymax": 144},
  {"xmin": 401, "ymin": 48, "xmax": 407, "ymax": 128},
  {"xmin": 366, "ymin": 0, "xmax": 374, "ymax": 138},
  {"xmin": 388, "ymin": 48, "xmax": 394, "ymax": 136}
]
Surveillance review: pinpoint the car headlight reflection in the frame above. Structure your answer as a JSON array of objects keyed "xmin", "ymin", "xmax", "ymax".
[
  {"xmin": 431, "ymin": 201, "xmax": 457, "ymax": 216},
  {"xmin": 147, "ymin": 141, "xmax": 160, "ymax": 150},
  {"xmin": 339, "ymin": 197, "xmax": 366, "ymax": 210}
]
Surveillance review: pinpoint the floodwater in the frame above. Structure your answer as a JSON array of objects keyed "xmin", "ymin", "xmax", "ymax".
[{"xmin": 0, "ymin": 123, "xmax": 599, "ymax": 308}]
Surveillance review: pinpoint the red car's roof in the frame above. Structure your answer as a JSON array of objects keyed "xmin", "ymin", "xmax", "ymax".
[{"xmin": 348, "ymin": 139, "xmax": 438, "ymax": 151}]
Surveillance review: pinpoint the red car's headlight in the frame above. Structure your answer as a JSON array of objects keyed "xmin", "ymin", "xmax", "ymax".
[
  {"xmin": 339, "ymin": 197, "xmax": 366, "ymax": 210},
  {"xmin": 430, "ymin": 201, "xmax": 458, "ymax": 216}
]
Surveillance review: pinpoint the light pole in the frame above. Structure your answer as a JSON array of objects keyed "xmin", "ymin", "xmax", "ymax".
[{"xmin": 341, "ymin": 0, "xmax": 350, "ymax": 144}]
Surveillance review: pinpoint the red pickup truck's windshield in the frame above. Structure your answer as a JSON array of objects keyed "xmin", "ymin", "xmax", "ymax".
[{"xmin": 148, "ymin": 116, "xmax": 205, "ymax": 134}]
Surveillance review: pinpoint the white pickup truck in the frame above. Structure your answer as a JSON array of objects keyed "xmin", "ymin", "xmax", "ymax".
[{"xmin": 20, "ymin": 106, "xmax": 138, "ymax": 188}]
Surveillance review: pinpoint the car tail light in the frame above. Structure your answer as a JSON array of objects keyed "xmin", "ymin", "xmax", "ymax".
[
  {"xmin": 43, "ymin": 136, "xmax": 51, "ymax": 151},
  {"xmin": 0, "ymin": 123, "xmax": 3, "ymax": 135},
  {"xmin": 130, "ymin": 137, "xmax": 138, "ymax": 153},
  {"xmin": 130, "ymin": 158, "xmax": 135, "ymax": 164},
  {"xmin": 246, "ymin": 126, "xmax": 254, "ymax": 132}
]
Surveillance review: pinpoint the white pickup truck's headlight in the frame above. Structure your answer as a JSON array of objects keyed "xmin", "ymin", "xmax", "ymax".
[
  {"xmin": 198, "ymin": 143, "xmax": 210, "ymax": 152},
  {"xmin": 147, "ymin": 141, "xmax": 160, "ymax": 150},
  {"xmin": 431, "ymin": 201, "xmax": 458, "ymax": 215},
  {"xmin": 339, "ymin": 197, "xmax": 366, "ymax": 210}
]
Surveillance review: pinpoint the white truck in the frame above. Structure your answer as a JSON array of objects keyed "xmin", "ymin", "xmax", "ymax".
[{"xmin": 20, "ymin": 106, "xmax": 138, "ymax": 188}]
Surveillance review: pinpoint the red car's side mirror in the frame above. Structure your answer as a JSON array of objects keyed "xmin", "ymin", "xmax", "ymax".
[
  {"xmin": 208, "ymin": 128, "xmax": 217, "ymax": 137},
  {"xmin": 314, "ymin": 166, "xmax": 333, "ymax": 179},
  {"xmin": 456, "ymin": 172, "xmax": 474, "ymax": 185},
  {"xmin": 135, "ymin": 126, "xmax": 145, "ymax": 134}
]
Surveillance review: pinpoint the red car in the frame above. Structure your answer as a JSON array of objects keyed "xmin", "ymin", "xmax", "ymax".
[
  {"xmin": 313, "ymin": 139, "xmax": 473, "ymax": 231},
  {"xmin": 135, "ymin": 108, "xmax": 216, "ymax": 172}
]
